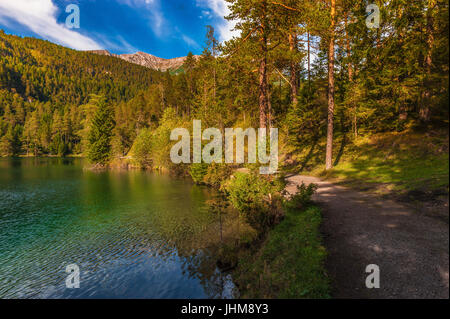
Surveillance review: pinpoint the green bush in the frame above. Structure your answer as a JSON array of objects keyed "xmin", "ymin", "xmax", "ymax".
[
  {"xmin": 189, "ymin": 163, "xmax": 209, "ymax": 184},
  {"xmin": 150, "ymin": 108, "xmax": 182, "ymax": 170},
  {"xmin": 225, "ymin": 172, "xmax": 285, "ymax": 234},
  {"xmin": 226, "ymin": 173, "xmax": 270, "ymax": 212},
  {"xmin": 130, "ymin": 108, "xmax": 188, "ymax": 172},
  {"xmin": 204, "ymin": 163, "xmax": 233, "ymax": 188},
  {"xmin": 286, "ymin": 183, "xmax": 318, "ymax": 210},
  {"xmin": 132, "ymin": 127, "xmax": 153, "ymax": 168},
  {"xmin": 189, "ymin": 163, "xmax": 233, "ymax": 187}
]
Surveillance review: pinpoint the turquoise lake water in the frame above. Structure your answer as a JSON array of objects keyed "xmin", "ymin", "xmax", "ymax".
[{"xmin": 0, "ymin": 158, "xmax": 238, "ymax": 299}]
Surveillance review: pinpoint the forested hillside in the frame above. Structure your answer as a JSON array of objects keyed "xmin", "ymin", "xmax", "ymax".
[
  {"xmin": 0, "ymin": 0, "xmax": 448, "ymax": 176},
  {"xmin": 0, "ymin": 31, "xmax": 163, "ymax": 156}
]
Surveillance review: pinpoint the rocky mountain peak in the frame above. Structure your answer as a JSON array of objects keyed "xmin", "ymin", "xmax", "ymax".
[{"xmin": 88, "ymin": 50, "xmax": 199, "ymax": 72}]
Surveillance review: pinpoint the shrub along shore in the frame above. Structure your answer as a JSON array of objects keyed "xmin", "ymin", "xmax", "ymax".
[{"xmin": 188, "ymin": 164, "xmax": 329, "ymax": 299}]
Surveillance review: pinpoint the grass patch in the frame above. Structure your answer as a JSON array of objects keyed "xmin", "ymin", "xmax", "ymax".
[
  {"xmin": 285, "ymin": 129, "xmax": 449, "ymax": 194},
  {"xmin": 234, "ymin": 205, "xmax": 329, "ymax": 299}
]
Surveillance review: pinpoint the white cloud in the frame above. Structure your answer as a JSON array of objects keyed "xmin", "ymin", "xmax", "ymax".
[
  {"xmin": 0, "ymin": 0, "xmax": 101, "ymax": 50},
  {"xmin": 181, "ymin": 34, "xmax": 199, "ymax": 48},
  {"xmin": 197, "ymin": 0, "xmax": 239, "ymax": 42},
  {"xmin": 118, "ymin": 0, "xmax": 155, "ymax": 5},
  {"xmin": 93, "ymin": 34, "xmax": 139, "ymax": 54},
  {"xmin": 117, "ymin": 0, "xmax": 165, "ymax": 37}
]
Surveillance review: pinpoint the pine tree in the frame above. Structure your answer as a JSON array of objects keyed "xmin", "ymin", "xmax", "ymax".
[
  {"xmin": 226, "ymin": 0, "xmax": 276, "ymax": 128},
  {"xmin": 23, "ymin": 111, "xmax": 40, "ymax": 156},
  {"xmin": 326, "ymin": 0, "xmax": 336, "ymax": 171},
  {"xmin": 87, "ymin": 97, "xmax": 115, "ymax": 165}
]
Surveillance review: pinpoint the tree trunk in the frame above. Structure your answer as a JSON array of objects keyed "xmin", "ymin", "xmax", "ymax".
[
  {"xmin": 420, "ymin": 0, "xmax": 435, "ymax": 123},
  {"xmin": 159, "ymin": 83, "xmax": 165, "ymax": 111},
  {"xmin": 213, "ymin": 41, "xmax": 217, "ymax": 101},
  {"xmin": 268, "ymin": 89, "xmax": 273, "ymax": 128},
  {"xmin": 289, "ymin": 32, "xmax": 298, "ymax": 105},
  {"xmin": 345, "ymin": 13, "xmax": 357, "ymax": 138},
  {"xmin": 279, "ymin": 74, "xmax": 282, "ymax": 109},
  {"xmin": 326, "ymin": 0, "xmax": 336, "ymax": 171},
  {"xmin": 267, "ymin": 71, "xmax": 273, "ymax": 128},
  {"xmin": 203, "ymin": 81, "xmax": 207, "ymax": 116},
  {"xmin": 397, "ymin": 7, "xmax": 408, "ymax": 122},
  {"xmin": 258, "ymin": 2, "xmax": 268, "ymax": 129},
  {"xmin": 187, "ymin": 79, "xmax": 192, "ymax": 117},
  {"xmin": 345, "ymin": 15, "xmax": 353, "ymax": 83},
  {"xmin": 259, "ymin": 55, "xmax": 268, "ymax": 128},
  {"xmin": 307, "ymin": 31, "xmax": 311, "ymax": 92}
]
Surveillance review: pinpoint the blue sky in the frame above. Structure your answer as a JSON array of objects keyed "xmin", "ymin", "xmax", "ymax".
[{"xmin": 0, "ymin": 0, "xmax": 237, "ymax": 58}]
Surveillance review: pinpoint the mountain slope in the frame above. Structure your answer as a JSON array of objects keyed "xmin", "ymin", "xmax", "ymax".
[
  {"xmin": 0, "ymin": 32, "xmax": 162, "ymax": 105},
  {"xmin": 0, "ymin": 32, "xmax": 200, "ymax": 157}
]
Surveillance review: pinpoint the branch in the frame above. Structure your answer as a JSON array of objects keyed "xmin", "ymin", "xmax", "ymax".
[
  {"xmin": 227, "ymin": 25, "xmax": 262, "ymax": 57},
  {"xmin": 270, "ymin": 2, "xmax": 302, "ymax": 13},
  {"xmin": 296, "ymin": 39, "xmax": 320, "ymax": 51},
  {"xmin": 268, "ymin": 40, "xmax": 282, "ymax": 51},
  {"xmin": 273, "ymin": 68, "xmax": 293, "ymax": 88}
]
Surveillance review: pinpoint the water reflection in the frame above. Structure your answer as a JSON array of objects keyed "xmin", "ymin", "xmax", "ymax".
[{"xmin": 0, "ymin": 158, "xmax": 249, "ymax": 299}]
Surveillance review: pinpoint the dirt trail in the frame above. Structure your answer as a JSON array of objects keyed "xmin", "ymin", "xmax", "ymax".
[{"xmin": 286, "ymin": 175, "xmax": 449, "ymax": 299}]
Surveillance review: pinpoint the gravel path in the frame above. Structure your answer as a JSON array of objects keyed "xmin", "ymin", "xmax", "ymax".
[{"xmin": 286, "ymin": 175, "xmax": 449, "ymax": 299}]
